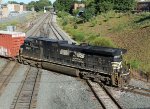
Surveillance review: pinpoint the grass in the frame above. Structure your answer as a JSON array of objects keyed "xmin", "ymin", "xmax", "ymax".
[
  {"xmin": 0, "ymin": 12, "xmax": 43, "ymax": 32},
  {"xmin": 58, "ymin": 11, "xmax": 150, "ymax": 75},
  {"xmin": 0, "ymin": 20, "xmax": 19, "ymax": 30},
  {"xmin": 90, "ymin": 37, "xmax": 116, "ymax": 47}
]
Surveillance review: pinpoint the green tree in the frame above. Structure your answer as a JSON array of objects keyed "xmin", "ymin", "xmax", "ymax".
[
  {"xmin": 26, "ymin": 1, "xmax": 36, "ymax": 11},
  {"xmin": 113, "ymin": 0, "xmax": 136, "ymax": 12},
  {"xmin": 53, "ymin": 0, "xmax": 74, "ymax": 13},
  {"xmin": 82, "ymin": 5, "xmax": 95, "ymax": 21},
  {"xmin": 8, "ymin": 1, "xmax": 19, "ymax": 4},
  {"xmin": 98, "ymin": 1, "xmax": 113, "ymax": 13},
  {"xmin": 27, "ymin": 0, "xmax": 52, "ymax": 11},
  {"xmin": 19, "ymin": 2, "xmax": 25, "ymax": 5},
  {"xmin": 91, "ymin": 0, "xmax": 135, "ymax": 13}
]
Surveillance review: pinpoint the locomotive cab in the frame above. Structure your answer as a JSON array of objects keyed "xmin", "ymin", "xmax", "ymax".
[{"xmin": 111, "ymin": 54, "xmax": 130, "ymax": 87}]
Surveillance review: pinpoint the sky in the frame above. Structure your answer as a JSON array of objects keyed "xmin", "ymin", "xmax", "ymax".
[{"xmin": 2, "ymin": 0, "xmax": 56, "ymax": 4}]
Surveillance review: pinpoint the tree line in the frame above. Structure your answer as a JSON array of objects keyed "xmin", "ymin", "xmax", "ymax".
[
  {"xmin": 54, "ymin": 0, "xmax": 136, "ymax": 12},
  {"xmin": 53, "ymin": 0, "xmax": 136, "ymax": 20},
  {"xmin": 26, "ymin": 0, "xmax": 52, "ymax": 12}
]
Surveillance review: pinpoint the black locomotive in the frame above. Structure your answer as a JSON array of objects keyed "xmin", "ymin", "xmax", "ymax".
[{"xmin": 18, "ymin": 37, "xmax": 130, "ymax": 87}]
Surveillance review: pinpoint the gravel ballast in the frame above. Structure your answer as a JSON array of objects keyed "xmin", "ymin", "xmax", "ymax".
[
  {"xmin": 0, "ymin": 58, "xmax": 8, "ymax": 71},
  {"xmin": 37, "ymin": 70, "xmax": 102, "ymax": 109},
  {"xmin": 110, "ymin": 78, "xmax": 150, "ymax": 109},
  {"xmin": 0, "ymin": 64, "xmax": 28, "ymax": 109}
]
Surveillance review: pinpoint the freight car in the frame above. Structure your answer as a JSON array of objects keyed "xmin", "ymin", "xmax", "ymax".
[
  {"xmin": 18, "ymin": 37, "xmax": 130, "ymax": 87},
  {"xmin": 0, "ymin": 31, "xmax": 25, "ymax": 57}
]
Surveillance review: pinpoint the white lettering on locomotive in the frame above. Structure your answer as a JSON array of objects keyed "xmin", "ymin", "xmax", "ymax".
[
  {"xmin": 73, "ymin": 52, "xmax": 85, "ymax": 58},
  {"xmin": 76, "ymin": 52, "xmax": 85, "ymax": 58},
  {"xmin": 72, "ymin": 57, "xmax": 84, "ymax": 63},
  {"xmin": 60, "ymin": 49, "xmax": 69, "ymax": 56}
]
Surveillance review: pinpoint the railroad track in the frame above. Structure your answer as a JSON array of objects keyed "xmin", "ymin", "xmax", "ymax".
[
  {"xmin": 121, "ymin": 85, "xmax": 150, "ymax": 97},
  {"xmin": 86, "ymin": 80, "xmax": 122, "ymax": 109},
  {"xmin": 28, "ymin": 12, "xmax": 64, "ymax": 40},
  {"xmin": 48, "ymin": 13, "xmax": 65, "ymax": 40},
  {"xmin": 27, "ymin": 11, "xmax": 74, "ymax": 44},
  {"xmin": 10, "ymin": 67, "xmax": 41, "ymax": 109},
  {"xmin": 0, "ymin": 61, "xmax": 19, "ymax": 95},
  {"xmin": 27, "ymin": 13, "xmax": 50, "ymax": 37}
]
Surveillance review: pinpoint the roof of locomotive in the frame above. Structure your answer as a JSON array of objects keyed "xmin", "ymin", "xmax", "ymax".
[
  {"xmin": 60, "ymin": 43, "xmax": 127, "ymax": 56},
  {"xmin": 24, "ymin": 37, "xmax": 126, "ymax": 56}
]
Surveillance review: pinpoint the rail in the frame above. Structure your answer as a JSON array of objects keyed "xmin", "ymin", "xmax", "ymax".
[
  {"xmin": 48, "ymin": 13, "xmax": 65, "ymax": 40},
  {"xmin": 12, "ymin": 67, "xmax": 40, "ymax": 109},
  {"xmin": 122, "ymin": 85, "xmax": 150, "ymax": 97},
  {"xmin": 86, "ymin": 80, "xmax": 122, "ymax": 109}
]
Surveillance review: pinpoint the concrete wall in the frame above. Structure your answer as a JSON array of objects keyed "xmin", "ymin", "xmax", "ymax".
[
  {"xmin": 7, "ymin": 4, "xmax": 15, "ymax": 12},
  {"xmin": 1, "ymin": 4, "xmax": 27, "ymax": 18},
  {"xmin": 14, "ymin": 4, "xmax": 20, "ymax": 12},
  {"xmin": 2, "ymin": 6, "xmax": 8, "ymax": 17},
  {"xmin": 7, "ymin": 4, "xmax": 26, "ymax": 13}
]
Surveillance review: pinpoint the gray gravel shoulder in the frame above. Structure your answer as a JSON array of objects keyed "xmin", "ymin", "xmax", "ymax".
[
  {"xmin": 129, "ymin": 78, "xmax": 150, "ymax": 90},
  {"xmin": 111, "ymin": 89, "xmax": 150, "ymax": 109},
  {"xmin": 109, "ymin": 78, "xmax": 150, "ymax": 109},
  {"xmin": 0, "ymin": 64, "xmax": 29, "ymax": 109},
  {"xmin": 37, "ymin": 70, "xmax": 102, "ymax": 109},
  {"xmin": 0, "ymin": 58, "xmax": 8, "ymax": 71}
]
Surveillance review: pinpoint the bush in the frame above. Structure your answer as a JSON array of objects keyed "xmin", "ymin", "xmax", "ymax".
[
  {"xmin": 114, "ymin": 0, "xmax": 136, "ymax": 12},
  {"xmin": 73, "ymin": 9, "xmax": 80, "ymax": 16},
  {"xmin": 82, "ymin": 6, "xmax": 96, "ymax": 22},
  {"xmin": 102, "ymin": 13, "xmax": 110, "ymax": 22},
  {"xmin": 86, "ymin": 35, "xmax": 98, "ymax": 41},
  {"xmin": 72, "ymin": 31, "xmax": 85, "ymax": 42},
  {"xmin": 62, "ymin": 18, "xmax": 68, "ymax": 26},
  {"xmin": 99, "ymin": 1, "xmax": 113, "ymax": 13},
  {"xmin": 112, "ymin": 23, "xmax": 128, "ymax": 32},
  {"xmin": 57, "ymin": 11, "xmax": 69, "ymax": 18},
  {"xmin": 90, "ymin": 37, "xmax": 116, "ymax": 47},
  {"xmin": 129, "ymin": 60, "xmax": 141, "ymax": 69},
  {"xmin": 73, "ymin": 23, "xmax": 78, "ymax": 29},
  {"xmin": 90, "ymin": 18, "xmax": 97, "ymax": 27},
  {"xmin": 107, "ymin": 10, "xmax": 116, "ymax": 18}
]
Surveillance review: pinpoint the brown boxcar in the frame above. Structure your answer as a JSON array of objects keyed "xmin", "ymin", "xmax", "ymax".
[{"xmin": 0, "ymin": 31, "xmax": 26, "ymax": 57}]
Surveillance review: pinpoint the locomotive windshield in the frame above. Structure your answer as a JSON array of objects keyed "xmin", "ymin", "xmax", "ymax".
[{"xmin": 113, "ymin": 55, "xmax": 122, "ymax": 62}]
